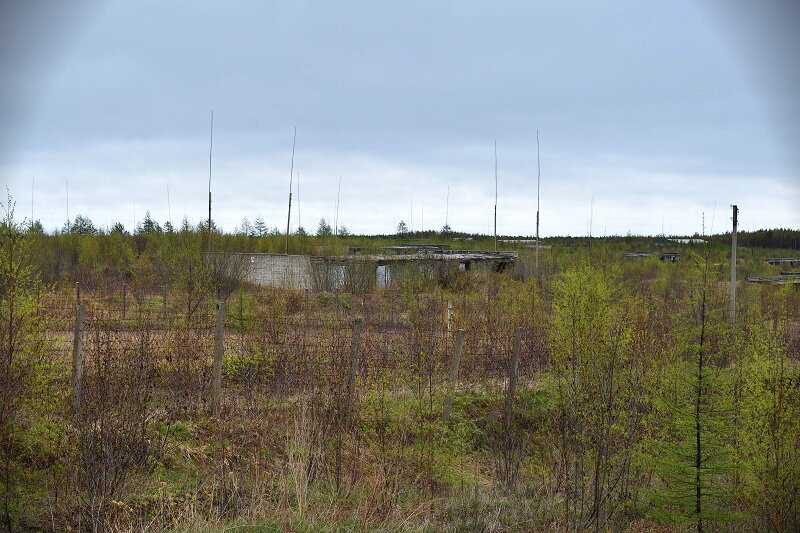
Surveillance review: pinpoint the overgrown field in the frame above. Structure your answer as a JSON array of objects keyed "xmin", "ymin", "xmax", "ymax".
[{"xmin": 3, "ymin": 216, "xmax": 800, "ymax": 532}]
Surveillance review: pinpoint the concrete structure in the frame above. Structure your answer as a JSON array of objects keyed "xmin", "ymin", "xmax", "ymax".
[
  {"xmin": 668, "ymin": 238, "xmax": 707, "ymax": 244},
  {"xmin": 242, "ymin": 253, "xmax": 314, "ymax": 290},
  {"xmin": 766, "ymin": 258, "xmax": 800, "ymax": 268},
  {"xmin": 745, "ymin": 274, "xmax": 800, "ymax": 285},
  {"xmin": 624, "ymin": 252, "xmax": 680, "ymax": 262},
  {"xmin": 233, "ymin": 245, "xmax": 517, "ymax": 291}
]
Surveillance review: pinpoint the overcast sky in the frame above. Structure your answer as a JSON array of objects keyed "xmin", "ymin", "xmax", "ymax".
[{"xmin": 1, "ymin": 1, "xmax": 798, "ymax": 236}]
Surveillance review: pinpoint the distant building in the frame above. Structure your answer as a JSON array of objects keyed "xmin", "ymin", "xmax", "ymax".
[{"xmin": 668, "ymin": 238, "xmax": 706, "ymax": 244}]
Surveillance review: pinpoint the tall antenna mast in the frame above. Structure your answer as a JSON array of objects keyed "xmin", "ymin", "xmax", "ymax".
[
  {"xmin": 31, "ymin": 176, "xmax": 34, "ymax": 224},
  {"xmin": 334, "ymin": 176, "xmax": 342, "ymax": 236},
  {"xmin": 296, "ymin": 171, "xmax": 300, "ymax": 231},
  {"xmin": 535, "ymin": 130, "xmax": 541, "ymax": 275},
  {"xmin": 445, "ymin": 185, "xmax": 450, "ymax": 229},
  {"xmin": 167, "ymin": 183, "xmax": 172, "ymax": 228},
  {"xmin": 410, "ymin": 193, "xmax": 413, "ymax": 233},
  {"xmin": 208, "ymin": 110, "xmax": 213, "ymax": 253},
  {"xmin": 494, "ymin": 141, "xmax": 498, "ymax": 251},
  {"xmin": 65, "ymin": 180, "xmax": 69, "ymax": 232},
  {"xmin": 285, "ymin": 127, "xmax": 296, "ymax": 254}
]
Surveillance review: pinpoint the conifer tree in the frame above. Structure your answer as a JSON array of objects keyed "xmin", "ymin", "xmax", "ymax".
[{"xmin": 646, "ymin": 253, "xmax": 738, "ymax": 531}]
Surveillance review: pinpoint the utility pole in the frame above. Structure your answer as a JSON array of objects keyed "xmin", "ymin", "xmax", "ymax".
[{"xmin": 730, "ymin": 205, "xmax": 738, "ymax": 324}]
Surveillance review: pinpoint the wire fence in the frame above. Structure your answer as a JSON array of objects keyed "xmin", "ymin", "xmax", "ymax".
[{"xmin": 44, "ymin": 282, "xmax": 549, "ymax": 420}]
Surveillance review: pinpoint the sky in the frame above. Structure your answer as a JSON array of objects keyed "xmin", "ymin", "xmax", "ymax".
[{"xmin": 1, "ymin": 0, "xmax": 799, "ymax": 237}]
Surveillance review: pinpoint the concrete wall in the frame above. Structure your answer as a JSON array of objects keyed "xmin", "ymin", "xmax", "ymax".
[
  {"xmin": 243, "ymin": 254, "xmax": 314, "ymax": 290},
  {"xmin": 241, "ymin": 253, "xmax": 512, "ymax": 291}
]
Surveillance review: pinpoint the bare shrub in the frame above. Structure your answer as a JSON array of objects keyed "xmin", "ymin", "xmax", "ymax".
[{"xmin": 72, "ymin": 324, "xmax": 155, "ymax": 532}]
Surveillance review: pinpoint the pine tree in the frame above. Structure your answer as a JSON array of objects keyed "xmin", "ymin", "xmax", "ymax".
[
  {"xmin": 138, "ymin": 210, "xmax": 161, "ymax": 234},
  {"xmin": 252, "ymin": 217, "xmax": 267, "ymax": 238},
  {"xmin": 645, "ymin": 253, "xmax": 739, "ymax": 531},
  {"xmin": 316, "ymin": 218, "xmax": 332, "ymax": 237}
]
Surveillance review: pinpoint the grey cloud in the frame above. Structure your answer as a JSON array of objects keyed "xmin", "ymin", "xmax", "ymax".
[{"xmin": 1, "ymin": 1, "xmax": 797, "ymax": 234}]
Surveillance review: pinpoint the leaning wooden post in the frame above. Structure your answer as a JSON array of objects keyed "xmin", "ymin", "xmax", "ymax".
[
  {"xmin": 344, "ymin": 317, "xmax": 363, "ymax": 423},
  {"xmin": 441, "ymin": 329, "xmax": 466, "ymax": 424},
  {"xmin": 504, "ymin": 327, "xmax": 522, "ymax": 433},
  {"xmin": 211, "ymin": 301, "xmax": 226, "ymax": 417},
  {"xmin": 71, "ymin": 302, "xmax": 85, "ymax": 413}
]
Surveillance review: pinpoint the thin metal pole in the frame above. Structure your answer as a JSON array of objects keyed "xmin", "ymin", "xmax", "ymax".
[
  {"xmin": 208, "ymin": 110, "xmax": 213, "ymax": 253},
  {"xmin": 335, "ymin": 176, "xmax": 342, "ymax": 237},
  {"xmin": 167, "ymin": 183, "xmax": 172, "ymax": 229},
  {"xmin": 286, "ymin": 127, "xmax": 296, "ymax": 254},
  {"xmin": 445, "ymin": 185, "xmax": 450, "ymax": 229},
  {"xmin": 494, "ymin": 141, "xmax": 498, "ymax": 251},
  {"xmin": 296, "ymin": 171, "xmax": 300, "ymax": 231},
  {"xmin": 535, "ymin": 130, "xmax": 541, "ymax": 275}
]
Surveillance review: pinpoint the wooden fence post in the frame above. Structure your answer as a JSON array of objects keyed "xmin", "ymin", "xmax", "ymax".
[
  {"xmin": 71, "ymin": 303, "xmax": 85, "ymax": 413},
  {"xmin": 211, "ymin": 301, "xmax": 226, "ymax": 417},
  {"xmin": 441, "ymin": 329, "xmax": 466, "ymax": 424},
  {"xmin": 345, "ymin": 317, "xmax": 363, "ymax": 422},
  {"xmin": 121, "ymin": 283, "xmax": 126, "ymax": 320},
  {"xmin": 447, "ymin": 301, "xmax": 453, "ymax": 335},
  {"xmin": 504, "ymin": 327, "xmax": 522, "ymax": 433},
  {"xmin": 305, "ymin": 288, "xmax": 310, "ymax": 325}
]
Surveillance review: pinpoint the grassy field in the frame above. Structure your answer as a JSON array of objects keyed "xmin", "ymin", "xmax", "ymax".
[{"xmin": 3, "ymin": 224, "xmax": 800, "ymax": 531}]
